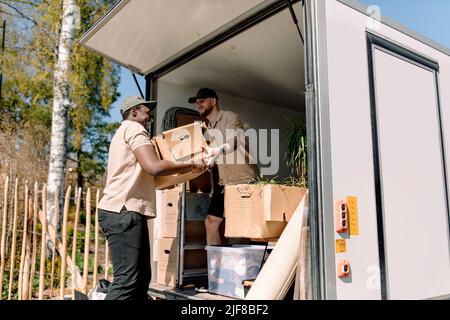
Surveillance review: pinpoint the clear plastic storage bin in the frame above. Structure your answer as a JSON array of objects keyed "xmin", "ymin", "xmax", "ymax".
[{"xmin": 205, "ymin": 245, "xmax": 268, "ymax": 299}]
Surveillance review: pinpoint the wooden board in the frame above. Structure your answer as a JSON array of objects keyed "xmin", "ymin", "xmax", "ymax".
[{"xmin": 245, "ymin": 192, "xmax": 308, "ymax": 300}]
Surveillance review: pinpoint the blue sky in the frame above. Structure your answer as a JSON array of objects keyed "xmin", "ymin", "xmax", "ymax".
[
  {"xmin": 360, "ymin": 0, "xmax": 450, "ymax": 47},
  {"xmin": 110, "ymin": 0, "xmax": 450, "ymax": 123}
]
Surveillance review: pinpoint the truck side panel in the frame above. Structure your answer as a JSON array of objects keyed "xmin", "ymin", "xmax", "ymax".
[{"xmin": 321, "ymin": 0, "xmax": 450, "ymax": 299}]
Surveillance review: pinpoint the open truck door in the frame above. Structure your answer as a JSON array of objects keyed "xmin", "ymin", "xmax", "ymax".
[{"xmin": 306, "ymin": 0, "xmax": 450, "ymax": 299}]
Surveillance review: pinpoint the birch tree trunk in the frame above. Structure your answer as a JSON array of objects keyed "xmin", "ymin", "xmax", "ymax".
[{"xmin": 46, "ymin": 0, "xmax": 78, "ymax": 229}]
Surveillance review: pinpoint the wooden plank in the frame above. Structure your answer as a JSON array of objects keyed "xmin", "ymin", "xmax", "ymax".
[
  {"xmin": 59, "ymin": 186, "xmax": 71, "ymax": 299},
  {"xmin": 38, "ymin": 184, "xmax": 47, "ymax": 300},
  {"xmin": 245, "ymin": 192, "xmax": 308, "ymax": 300},
  {"xmin": 0, "ymin": 176, "xmax": 9, "ymax": 300},
  {"xmin": 82, "ymin": 188, "xmax": 91, "ymax": 294},
  {"xmin": 93, "ymin": 189, "xmax": 100, "ymax": 288},
  {"xmin": 294, "ymin": 225, "xmax": 310, "ymax": 300},
  {"xmin": 303, "ymin": 227, "xmax": 312, "ymax": 300},
  {"xmin": 104, "ymin": 240, "xmax": 109, "ymax": 280},
  {"xmin": 71, "ymin": 187, "xmax": 82, "ymax": 300},
  {"xmin": 28, "ymin": 182, "xmax": 39, "ymax": 300},
  {"xmin": 8, "ymin": 178, "xmax": 19, "ymax": 300},
  {"xmin": 49, "ymin": 187, "xmax": 59, "ymax": 299},
  {"xmin": 37, "ymin": 207, "xmax": 83, "ymax": 297},
  {"xmin": 18, "ymin": 182, "xmax": 29, "ymax": 300},
  {"xmin": 21, "ymin": 197, "xmax": 33, "ymax": 300}
]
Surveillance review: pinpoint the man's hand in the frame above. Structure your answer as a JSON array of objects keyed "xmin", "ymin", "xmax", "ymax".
[
  {"xmin": 202, "ymin": 144, "xmax": 230, "ymax": 167},
  {"xmin": 191, "ymin": 161, "xmax": 208, "ymax": 174}
]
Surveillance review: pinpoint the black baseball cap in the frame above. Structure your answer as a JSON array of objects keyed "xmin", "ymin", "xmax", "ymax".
[{"xmin": 188, "ymin": 88, "xmax": 218, "ymax": 104}]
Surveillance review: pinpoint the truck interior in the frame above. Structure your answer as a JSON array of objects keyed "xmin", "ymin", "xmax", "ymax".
[
  {"xmin": 150, "ymin": 2, "xmax": 307, "ymax": 299},
  {"xmin": 155, "ymin": 1, "xmax": 306, "ymax": 180}
]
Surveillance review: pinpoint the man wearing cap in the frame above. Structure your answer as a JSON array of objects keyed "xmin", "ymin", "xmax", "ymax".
[
  {"xmin": 98, "ymin": 96, "xmax": 207, "ymax": 301},
  {"xmin": 188, "ymin": 88, "xmax": 260, "ymax": 245}
]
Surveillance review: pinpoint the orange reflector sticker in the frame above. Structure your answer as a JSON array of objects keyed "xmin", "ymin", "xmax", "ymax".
[
  {"xmin": 347, "ymin": 196, "xmax": 359, "ymax": 236},
  {"xmin": 336, "ymin": 239, "xmax": 347, "ymax": 253}
]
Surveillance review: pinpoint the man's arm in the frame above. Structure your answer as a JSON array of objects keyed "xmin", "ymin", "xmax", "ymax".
[{"xmin": 133, "ymin": 144, "xmax": 203, "ymax": 176}]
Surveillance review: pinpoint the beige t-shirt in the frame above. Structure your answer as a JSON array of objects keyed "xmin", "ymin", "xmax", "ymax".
[
  {"xmin": 98, "ymin": 120, "xmax": 156, "ymax": 217},
  {"xmin": 206, "ymin": 110, "xmax": 260, "ymax": 185}
]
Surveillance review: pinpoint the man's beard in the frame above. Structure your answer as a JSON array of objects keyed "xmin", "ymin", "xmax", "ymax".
[{"xmin": 199, "ymin": 105, "xmax": 212, "ymax": 117}]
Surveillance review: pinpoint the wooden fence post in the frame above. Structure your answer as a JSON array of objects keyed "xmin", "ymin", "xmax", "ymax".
[
  {"xmin": 28, "ymin": 182, "xmax": 39, "ymax": 300},
  {"xmin": 0, "ymin": 176, "xmax": 9, "ymax": 300},
  {"xmin": 93, "ymin": 189, "xmax": 100, "ymax": 288},
  {"xmin": 8, "ymin": 178, "xmax": 19, "ymax": 300},
  {"xmin": 49, "ymin": 187, "xmax": 59, "ymax": 299},
  {"xmin": 59, "ymin": 186, "xmax": 71, "ymax": 300},
  {"xmin": 71, "ymin": 187, "xmax": 81, "ymax": 300},
  {"xmin": 18, "ymin": 182, "xmax": 29, "ymax": 300},
  {"xmin": 38, "ymin": 184, "xmax": 47, "ymax": 300},
  {"xmin": 22, "ymin": 197, "xmax": 33, "ymax": 300},
  {"xmin": 104, "ymin": 240, "xmax": 109, "ymax": 281},
  {"xmin": 82, "ymin": 188, "xmax": 91, "ymax": 294}
]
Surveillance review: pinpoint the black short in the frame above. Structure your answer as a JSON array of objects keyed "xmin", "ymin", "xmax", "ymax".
[{"xmin": 208, "ymin": 166, "xmax": 224, "ymax": 218}]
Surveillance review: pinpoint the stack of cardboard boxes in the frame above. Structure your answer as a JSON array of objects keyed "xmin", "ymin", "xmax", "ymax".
[
  {"xmin": 156, "ymin": 185, "xmax": 182, "ymax": 287},
  {"xmin": 153, "ymin": 122, "xmax": 210, "ymax": 287},
  {"xmin": 156, "ymin": 186, "xmax": 210, "ymax": 287}
]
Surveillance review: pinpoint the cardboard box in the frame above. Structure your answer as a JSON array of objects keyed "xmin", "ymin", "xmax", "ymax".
[
  {"xmin": 161, "ymin": 121, "xmax": 208, "ymax": 162},
  {"xmin": 157, "ymin": 238, "xmax": 179, "ymax": 287},
  {"xmin": 224, "ymin": 184, "xmax": 308, "ymax": 240},
  {"xmin": 157, "ymin": 238, "xmax": 208, "ymax": 287},
  {"xmin": 160, "ymin": 188, "xmax": 181, "ymax": 238},
  {"xmin": 152, "ymin": 122, "xmax": 208, "ymax": 190}
]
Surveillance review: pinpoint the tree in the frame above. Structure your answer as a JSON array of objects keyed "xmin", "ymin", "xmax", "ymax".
[
  {"xmin": 68, "ymin": 1, "xmax": 120, "ymax": 187},
  {"xmin": 0, "ymin": 0, "xmax": 120, "ymax": 208},
  {"xmin": 46, "ymin": 0, "xmax": 77, "ymax": 226}
]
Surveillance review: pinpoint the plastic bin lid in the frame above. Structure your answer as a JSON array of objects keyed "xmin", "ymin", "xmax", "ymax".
[{"xmin": 205, "ymin": 244, "xmax": 269, "ymax": 252}]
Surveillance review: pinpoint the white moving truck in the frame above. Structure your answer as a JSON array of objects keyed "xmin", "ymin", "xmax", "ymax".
[{"xmin": 80, "ymin": 0, "xmax": 450, "ymax": 299}]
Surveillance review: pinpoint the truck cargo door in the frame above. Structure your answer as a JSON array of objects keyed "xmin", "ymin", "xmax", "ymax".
[
  {"xmin": 305, "ymin": 0, "xmax": 450, "ymax": 299},
  {"xmin": 367, "ymin": 34, "xmax": 450, "ymax": 300},
  {"xmin": 79, "ymin": 0, "xmax": 272, "ymax": 75}
]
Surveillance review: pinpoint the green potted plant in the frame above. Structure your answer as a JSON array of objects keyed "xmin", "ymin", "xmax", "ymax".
[{"xmin": 284, "ymin": 116, "xmax": 308, "ymax": 188}]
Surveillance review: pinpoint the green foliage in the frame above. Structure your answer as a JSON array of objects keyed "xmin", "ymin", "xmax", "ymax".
[
  {"xmin": 284, "ymin": 116, "xmax": 308, "ymax": 188},
  {"xmin": 250, "ymin": 174, "xmax": 282, "ymax": 185},
  {"xmin": 1, "ymin": 0, "xmax": 120, "ymax": 185},
  {"xmin": 250, "ymin": 116, "xmax": 308, "ymax": 188},
  {"xmin": 250, "ymin": 174, "xmax": 307, "ymax": 188}
]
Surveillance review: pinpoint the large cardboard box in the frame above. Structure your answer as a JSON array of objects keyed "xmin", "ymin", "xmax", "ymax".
[
  {"xmin": 224, "ymin": 184, "xmax": 308, "ymax": 240},
  {"xmin": 157, "ymin": 238, "xmax": 179, "ymax": 287},
  {"xmin": 160, "ymin": 121, "xmax": 208, "ymax": 162},
  {"xmin": 152, "ymin": 122, "xmax": 208, "ymax": 190},
  {"xmin": 160, "ymin": 188, "xmax": 181, "ymax": 238}
]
